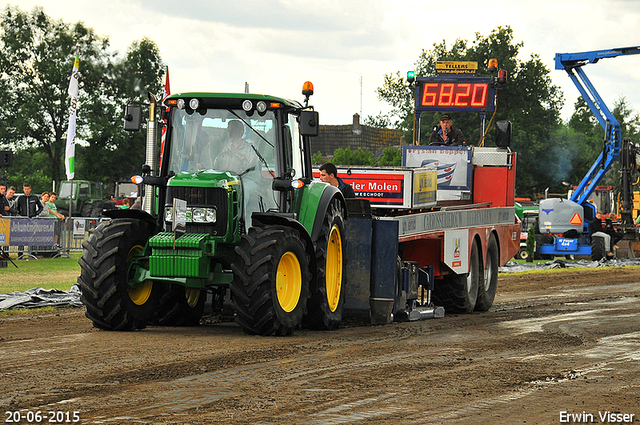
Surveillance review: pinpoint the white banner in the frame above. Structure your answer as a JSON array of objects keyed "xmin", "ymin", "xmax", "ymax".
[{"xmin": 65, "ymin": 50, "xmax": 79, "ymax": 180}]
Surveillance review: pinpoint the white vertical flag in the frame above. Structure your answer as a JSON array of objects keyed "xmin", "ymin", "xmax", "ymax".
[{"xmin": 65, "ymin": 49, "xmax": 79, "ymax": 180}]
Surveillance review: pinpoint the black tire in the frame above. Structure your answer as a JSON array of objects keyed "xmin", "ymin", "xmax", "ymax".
[
  {"xmin": 476, "ymin": 235, "xmax": 499, "ymax": 311},
  {"xmin": 230, "ymin": 225, "xmax": 311, "ymax": 336},
  {"xmin": 90, "ymin": 201, "xmax": 104, "ymax": 217},
  {"xmin": 591, "ymin": 235, "xmax": 606, "ymax": 261},
  {"xmin": 305, "ymin": 199, "xmax": 346, "ymax": 330},
  {"xmin": 433, "ymin": 241, "xmax": 479, "ymax": 313},
  {"xmin": 514, "ymin": 247, "xmax": 528, "ymax": 260},
  {"xmin": 78, "ymin": 218, "xmax": 159, "ymax": 331},
  {"xmin": 154, "ymin": 284, "xmax": 206, "ymax": 326},
  {"xmin": 80, "ymin": 202, "xmax": 92, "ymax": 217}
]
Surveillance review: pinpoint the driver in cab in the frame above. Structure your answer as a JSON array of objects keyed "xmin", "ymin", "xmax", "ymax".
[
  {"xmin": 213, "ymin": 120, "xmax": 260, "ymax": 176},
  {"xmin": 429, "ymin": 113, "xmax": 466, "ymax": 146}
]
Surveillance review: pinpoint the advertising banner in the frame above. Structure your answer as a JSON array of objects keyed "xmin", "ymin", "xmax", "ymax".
[
  {"xmin": 313, "ymin": 167, "xmax": 436, "ymax": 209},
  {"xmin": 403, "ymin": 145, "xmax": 472, "ymax": 190},
  {"xmin": 0, "ymin": 218, "xmax": 9, "ymax": 246},
  {"xmin": 4, "ymin": 218, "xmax": 55, "ymax": 246}
]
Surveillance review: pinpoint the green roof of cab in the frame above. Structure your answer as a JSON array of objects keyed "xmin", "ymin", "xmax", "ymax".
[{"xmin": 166, "ymin": 92, "xmax": 303, "ymax": 109}]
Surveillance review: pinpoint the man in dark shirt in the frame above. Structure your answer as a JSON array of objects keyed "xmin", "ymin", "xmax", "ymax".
[
  {"xmin": 0, "ymin": 182, "xmax": 10, "ymax": 216},
  {"xmin": 588, "ymin": 211, "xmax": 604, "ymax": 236},
  {"xmin": 429, "ymin": 113, "xmax": 466, "ymax": 146},
  {"xmin": 319, "ymin": 163, "xmax": 356, "ymax": 199},
  {"xmin": 5, "ymin": 186, "xmax": 18, "ymax": 215},
  {"xmin": 16, "ymin": 183, "xmax": 43, "ymax": 218}
]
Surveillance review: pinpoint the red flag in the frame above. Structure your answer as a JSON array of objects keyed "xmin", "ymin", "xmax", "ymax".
[
  {"xmin": 159, "ymin": 67, "xmax": 170, "ymax": 168},
  {"xmin": 163, "ymin": 67, "xmax": 171, "ymax": 100}
]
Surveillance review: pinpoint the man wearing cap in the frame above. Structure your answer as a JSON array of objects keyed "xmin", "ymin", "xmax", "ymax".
[{"xmin": 429, "ymin": 113, "xmax": 466, "ymax": 146}]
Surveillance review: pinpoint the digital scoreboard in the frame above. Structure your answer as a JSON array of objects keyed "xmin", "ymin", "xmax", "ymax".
[{"xmin": 414, "ymin": 77, "xmax": 495, "ymax": 113}]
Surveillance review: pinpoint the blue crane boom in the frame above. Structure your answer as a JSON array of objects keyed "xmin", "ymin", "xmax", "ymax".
[{"xmin": 555, "ymin": 46, "xmax": 640, "ymax": 206}]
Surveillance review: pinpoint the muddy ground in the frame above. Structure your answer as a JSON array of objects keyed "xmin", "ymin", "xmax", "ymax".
[{"xmin": 1, "ymin": 267, "xmax": 639, "ymax": 424}]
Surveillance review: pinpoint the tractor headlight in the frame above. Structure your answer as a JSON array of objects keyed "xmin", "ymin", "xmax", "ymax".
[
  {"xmin": 164, "ymin": 206, "xmax": 217, "ymax": 223},
  {"xmin": 192, "ymin": 208, "xmax": 206, "ymax": 222},
  {"xmin": 205, "ymin": 207, "xmax": 217, "ymax": 223}
]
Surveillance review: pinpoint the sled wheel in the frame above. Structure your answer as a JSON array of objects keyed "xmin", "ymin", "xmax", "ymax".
[
  {"xmin": 433, "ymin": 240, "xmax": 479, "ymax": 313},
  {"xmin": 476, "ymin": 235, "xmax": 499, "ymax": 311}
]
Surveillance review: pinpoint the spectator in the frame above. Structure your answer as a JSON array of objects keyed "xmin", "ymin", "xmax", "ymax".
[
  {"xmin": 47, "ymin": 192, "xmax": 65, "ymax": 220},
  {"xmin": 319, "ymin": 162, "xmax": 356, "ymax": 199},
  {"xmin": 5, "ymin": 186, "xmax": 18, "ymax": 215},
  {"xmin": 120, "ymin": 198, "xmax": 130, "ymax": 209},
  {"xmin": 37, "ymin": 192, "xmax": 51, "ymax": 217},
  {"xmin": 16, "ymin": 183, "xmax": 43, "ymax": 218},
  {"xmin": 0, "ymin": 182, "xmax": 9, "ymax": 216}
]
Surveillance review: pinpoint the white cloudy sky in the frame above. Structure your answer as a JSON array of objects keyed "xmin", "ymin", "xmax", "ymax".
[{"xmin": 8, "ymin": 0, "xmax": 640, "ymax": 125}]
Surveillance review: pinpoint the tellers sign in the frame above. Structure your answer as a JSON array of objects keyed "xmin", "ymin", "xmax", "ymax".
[{"xmin": 415, "ymin": 77, "xmax": 495, "ymax": 113}]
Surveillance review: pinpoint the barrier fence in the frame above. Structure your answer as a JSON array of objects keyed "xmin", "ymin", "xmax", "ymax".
[{"xmin": 0, "ymin": 217, "xmax": 105, "ymax": 261}]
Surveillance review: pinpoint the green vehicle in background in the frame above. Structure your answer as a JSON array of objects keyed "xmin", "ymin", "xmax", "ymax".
[
  {"xmin": 54, "ymin": 180, "xmax": 114, "ymax": 217},
  {"xmin": 514, "ymin": 200, "xmax": 539, "ymax": 260},
  {"xmin": 78, "ymin": 84, "xmax": 347, "ymax": 336}
]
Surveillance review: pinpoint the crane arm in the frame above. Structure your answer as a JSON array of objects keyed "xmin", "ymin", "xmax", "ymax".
[{"xmin": 555, "ymin": 47, "xmax": 640, "ymax": 205}]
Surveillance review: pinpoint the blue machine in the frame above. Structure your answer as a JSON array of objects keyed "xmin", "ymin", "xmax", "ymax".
[{"xmin": 539, "ymin": 47, "xmax": 640, "ymax": 259}]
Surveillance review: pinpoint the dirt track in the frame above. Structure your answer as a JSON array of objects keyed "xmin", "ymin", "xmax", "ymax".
[{"xmin": 1, "ymin": 267, "xmax": 639, "ymax": 424}]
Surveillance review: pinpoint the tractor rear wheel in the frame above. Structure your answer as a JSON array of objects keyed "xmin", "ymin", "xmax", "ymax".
[
  {"xmin": 305, "ymin": 199, "xmax": 346, "ymax": 330},
  {"xmin": 154, "ymin": 284, "xmax": 206, "ymax": 326},
  {"xmin": 475, "ymin": 235, "xmax": 499, "ymax": 311},
  {"xmin": 433, "ymin": 240, "xmax": 479, "ymax": 313},
  {"xmin": 230, "ymin": 225, "xmax": 311, "ymax": 336},
  {"xmin": 78, "ymin": 218, "xmax": 159, "ymax": 330}
]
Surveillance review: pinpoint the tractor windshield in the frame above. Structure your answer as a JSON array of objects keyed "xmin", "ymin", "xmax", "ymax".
[
  {"xmin": 167, "ymin": 108, "xmax": 277, "ymax": 176},
  {"xmin": 167, "ymin": 107, "xmax": 279, "ymax": 221}
]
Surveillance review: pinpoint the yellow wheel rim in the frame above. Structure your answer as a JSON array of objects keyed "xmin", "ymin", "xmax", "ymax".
[
  {"xmin": 126, "ymin": 244, "xmax": 153, "ymax": 306},
  {"xmin": 185, "ymin": 288, "xmax": 201, "ymax": 308},
  {"xmin": 276, "ymin": 251, "xmax": 302, "ymax": 313},
  {"xmin": 326, "ymin": 224, "xmax": 343, "ymax": 312}
]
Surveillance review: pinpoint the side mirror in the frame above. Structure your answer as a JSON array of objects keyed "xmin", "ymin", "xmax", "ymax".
[
  {"xmin": 123, "ymin": 104, "xmax": 142, "ymax": 131},
  {"xmin": 495, "ymin": 120, "xmax": 511, "ymax": 148},
  {"xmin": 299, "ymin": 110, "xmax": 319, "ymax": 137}
]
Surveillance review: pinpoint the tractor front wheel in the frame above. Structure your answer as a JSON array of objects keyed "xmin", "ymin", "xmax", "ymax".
[
  {"xmin": 78, "ymin": 219, "xmax": 159, "ymax": 330},
  {"xmin": 230, "ymin": 225, "xmax": 311, "ymax": 336}
]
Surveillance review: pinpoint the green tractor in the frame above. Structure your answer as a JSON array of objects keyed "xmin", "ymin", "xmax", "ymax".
[
  {"xmin": 55, "ymin": 180, "xmax": 113, "ymax": 217},
  {"xmin": 77, "ymin": 83, "xmax": 347, "ymax": 335}
]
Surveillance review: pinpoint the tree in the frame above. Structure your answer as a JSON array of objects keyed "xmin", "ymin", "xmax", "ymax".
[
  {"xmin": 0, "ymin": 6, "xmax": 164, "ymax": 192},
  {"xmin": 567, "ymin": 95, "xmax": 640, "ymax": 188},
  {"xmin": 77, "ymin": 37, "xmax": 164, "ymax": 184},
  {"xmin": 0, "ymin": 6, "xmax": 111, "ymax": 185},
  {"xmin": 377, "ymin": 146, "xmax": 402, "ymax": 166},
  {"xmin": 333, "ymin": 146, "xmax": 375, "ymax": 166},
  {"xmin": 374, "ymin": 26, "xmax": 564, "ymax": 198}
]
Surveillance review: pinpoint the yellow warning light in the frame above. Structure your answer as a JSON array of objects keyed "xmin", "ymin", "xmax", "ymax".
[{"xmin": 302, "ymin": 81, "xmax": 314, "ymax": 97}]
